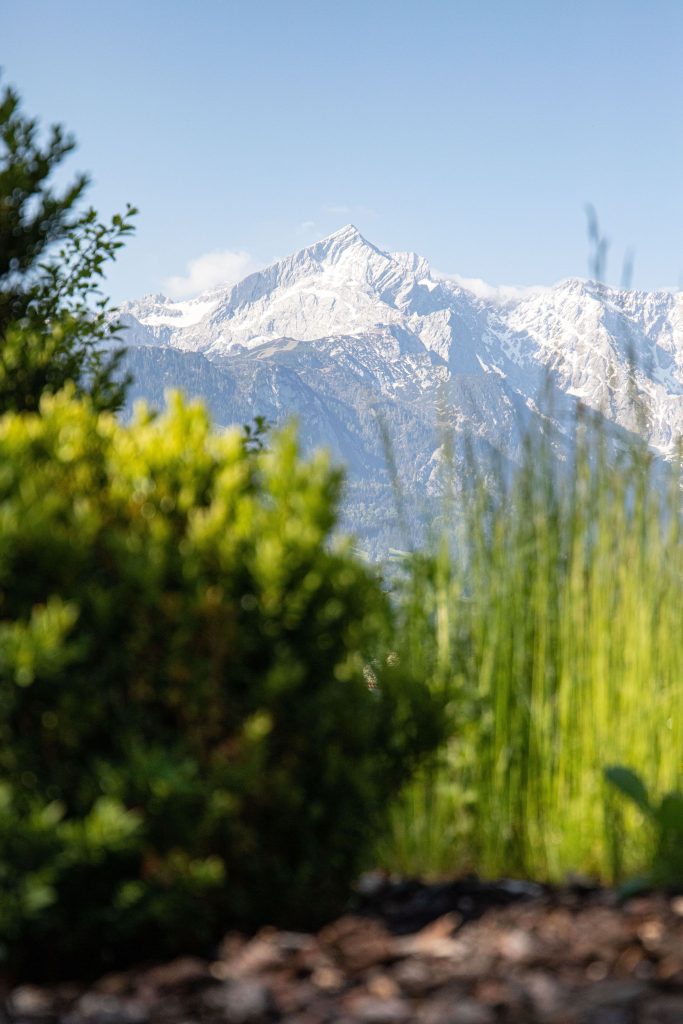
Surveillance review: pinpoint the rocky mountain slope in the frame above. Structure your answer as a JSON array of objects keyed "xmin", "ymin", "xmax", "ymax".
[{"xmin": 119, "ymin": 225, "xmax": 683, "ymax": 554}]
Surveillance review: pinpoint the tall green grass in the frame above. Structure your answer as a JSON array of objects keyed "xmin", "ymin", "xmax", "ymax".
[{"xmin": 380, "ymin": 412, "xmax": 683, "ymax": 883}]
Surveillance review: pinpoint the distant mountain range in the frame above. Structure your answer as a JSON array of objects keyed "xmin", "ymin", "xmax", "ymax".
[{"xmin": 118, "ymin": 225, "xmax": 683, "ymax": 555}]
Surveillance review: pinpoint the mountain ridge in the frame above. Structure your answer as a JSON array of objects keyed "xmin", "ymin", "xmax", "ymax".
[{"xmin": 118, "ymin": 227, "xmax": 683, "ymax": 553}]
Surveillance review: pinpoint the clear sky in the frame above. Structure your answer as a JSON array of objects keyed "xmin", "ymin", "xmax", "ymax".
[{"xmin": 5, "ymin": 0, "xmax": 683, "ymax": 301}]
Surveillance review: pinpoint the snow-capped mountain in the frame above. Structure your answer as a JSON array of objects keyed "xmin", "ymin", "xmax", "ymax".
[{"xmin": 119, "ymin": 225, "xmax": 683, "ymax": 553}]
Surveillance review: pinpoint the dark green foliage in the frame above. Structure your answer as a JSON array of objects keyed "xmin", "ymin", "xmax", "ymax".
[
  {"xmin": 0, "ymin": 391, "xmax": 444, "ymax": 978},
  {"xmin": 0, "ymin": 80, "xmax": 136, "ymax": 413},
  {"xmin": 604, "ymin": 766, "xmax": 683, "ymax": 889},
  {"xmin": 241, "ymin": 414, "xmax": 272, "ymax": 453}
]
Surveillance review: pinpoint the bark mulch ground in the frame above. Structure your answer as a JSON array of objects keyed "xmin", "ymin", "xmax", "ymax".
[{"xmin": 6, "ymin": 877, "xmax": 683, "ymax": 1024}]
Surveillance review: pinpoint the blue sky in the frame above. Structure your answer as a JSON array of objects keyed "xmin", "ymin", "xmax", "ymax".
[{"xmin": 5, "ymin": 0, "xmax": 683, "ymax": 301}]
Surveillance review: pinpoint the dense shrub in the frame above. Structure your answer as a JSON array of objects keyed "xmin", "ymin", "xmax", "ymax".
[{"xmin": 0, "ymin": 390, "xmax": 444, "ymax": 977}]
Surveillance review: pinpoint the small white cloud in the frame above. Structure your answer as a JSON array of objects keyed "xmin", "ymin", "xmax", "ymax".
[
  {"xmin": 164, "ymin": 249, "xmax": 258, "ymax": 299},
  {"xmin": 435, "ymin": 271, "xmax": 549, "ymax": 304},
  {"xmin": 297, "ymin": 220, "xmax": 317, "ymax": 234},
  {"xmin": 324, "ymin": 204, "xmax": 351, "ymax": 216}
]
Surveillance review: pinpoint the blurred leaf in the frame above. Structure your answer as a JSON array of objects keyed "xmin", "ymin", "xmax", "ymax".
[{"xmin": 604, "ymin": 766, "xmax": 653, "ymax": 818}]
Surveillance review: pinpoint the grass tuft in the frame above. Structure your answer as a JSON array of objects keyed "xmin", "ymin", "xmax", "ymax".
[{"xmin": 379, "ymin": 411, "xmax": 683, "ymax": 884}]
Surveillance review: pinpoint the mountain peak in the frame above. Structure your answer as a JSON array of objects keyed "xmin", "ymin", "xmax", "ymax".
[
  {"xmin": 321, "ymin": 223, "xmax": 364, "ymax": 245},
  {"xmin": 122, "ymin": 227, "xmax": 683, "ymax": 482},
  {"xmin": 313, "ymin": 223, "xmax": 377, "ymax": 262},
  {"xmin": 325, "ymin": 223, "xmax": 360, "ymax": 238},
  {"xmin": 286, "ymin": 223, "xmax": 388, "ymax": 279}
]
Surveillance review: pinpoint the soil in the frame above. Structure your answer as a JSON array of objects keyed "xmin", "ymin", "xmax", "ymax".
[{"xmin": 5, "ymin": 877, "xmax": 683, "ymax": 1024}]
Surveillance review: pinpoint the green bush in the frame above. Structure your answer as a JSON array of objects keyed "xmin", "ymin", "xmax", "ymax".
[{"xmin": 0, "ymin": 389, "xmax": 444, "ymax": 977}]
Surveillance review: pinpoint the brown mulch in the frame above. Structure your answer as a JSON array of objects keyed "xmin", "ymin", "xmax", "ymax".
[{"xmin": 5, "ymin": 880, "xmax": 683, "ymax": 1024}]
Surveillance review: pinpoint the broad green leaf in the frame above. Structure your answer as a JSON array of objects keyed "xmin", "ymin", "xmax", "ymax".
[{"xmin": 604, "ymin": 765, "xmax": 653, "ymax": 817}]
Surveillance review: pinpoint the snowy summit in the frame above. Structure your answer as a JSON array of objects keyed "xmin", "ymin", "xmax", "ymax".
[{"xmin": 120, "ymin": 226, "xmax": 683, "ymax": 551}]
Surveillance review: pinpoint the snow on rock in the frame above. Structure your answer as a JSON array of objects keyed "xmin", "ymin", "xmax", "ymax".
[{"xmin": 119, "ymin": 226, "xmax": 683, "ymax": 554}]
